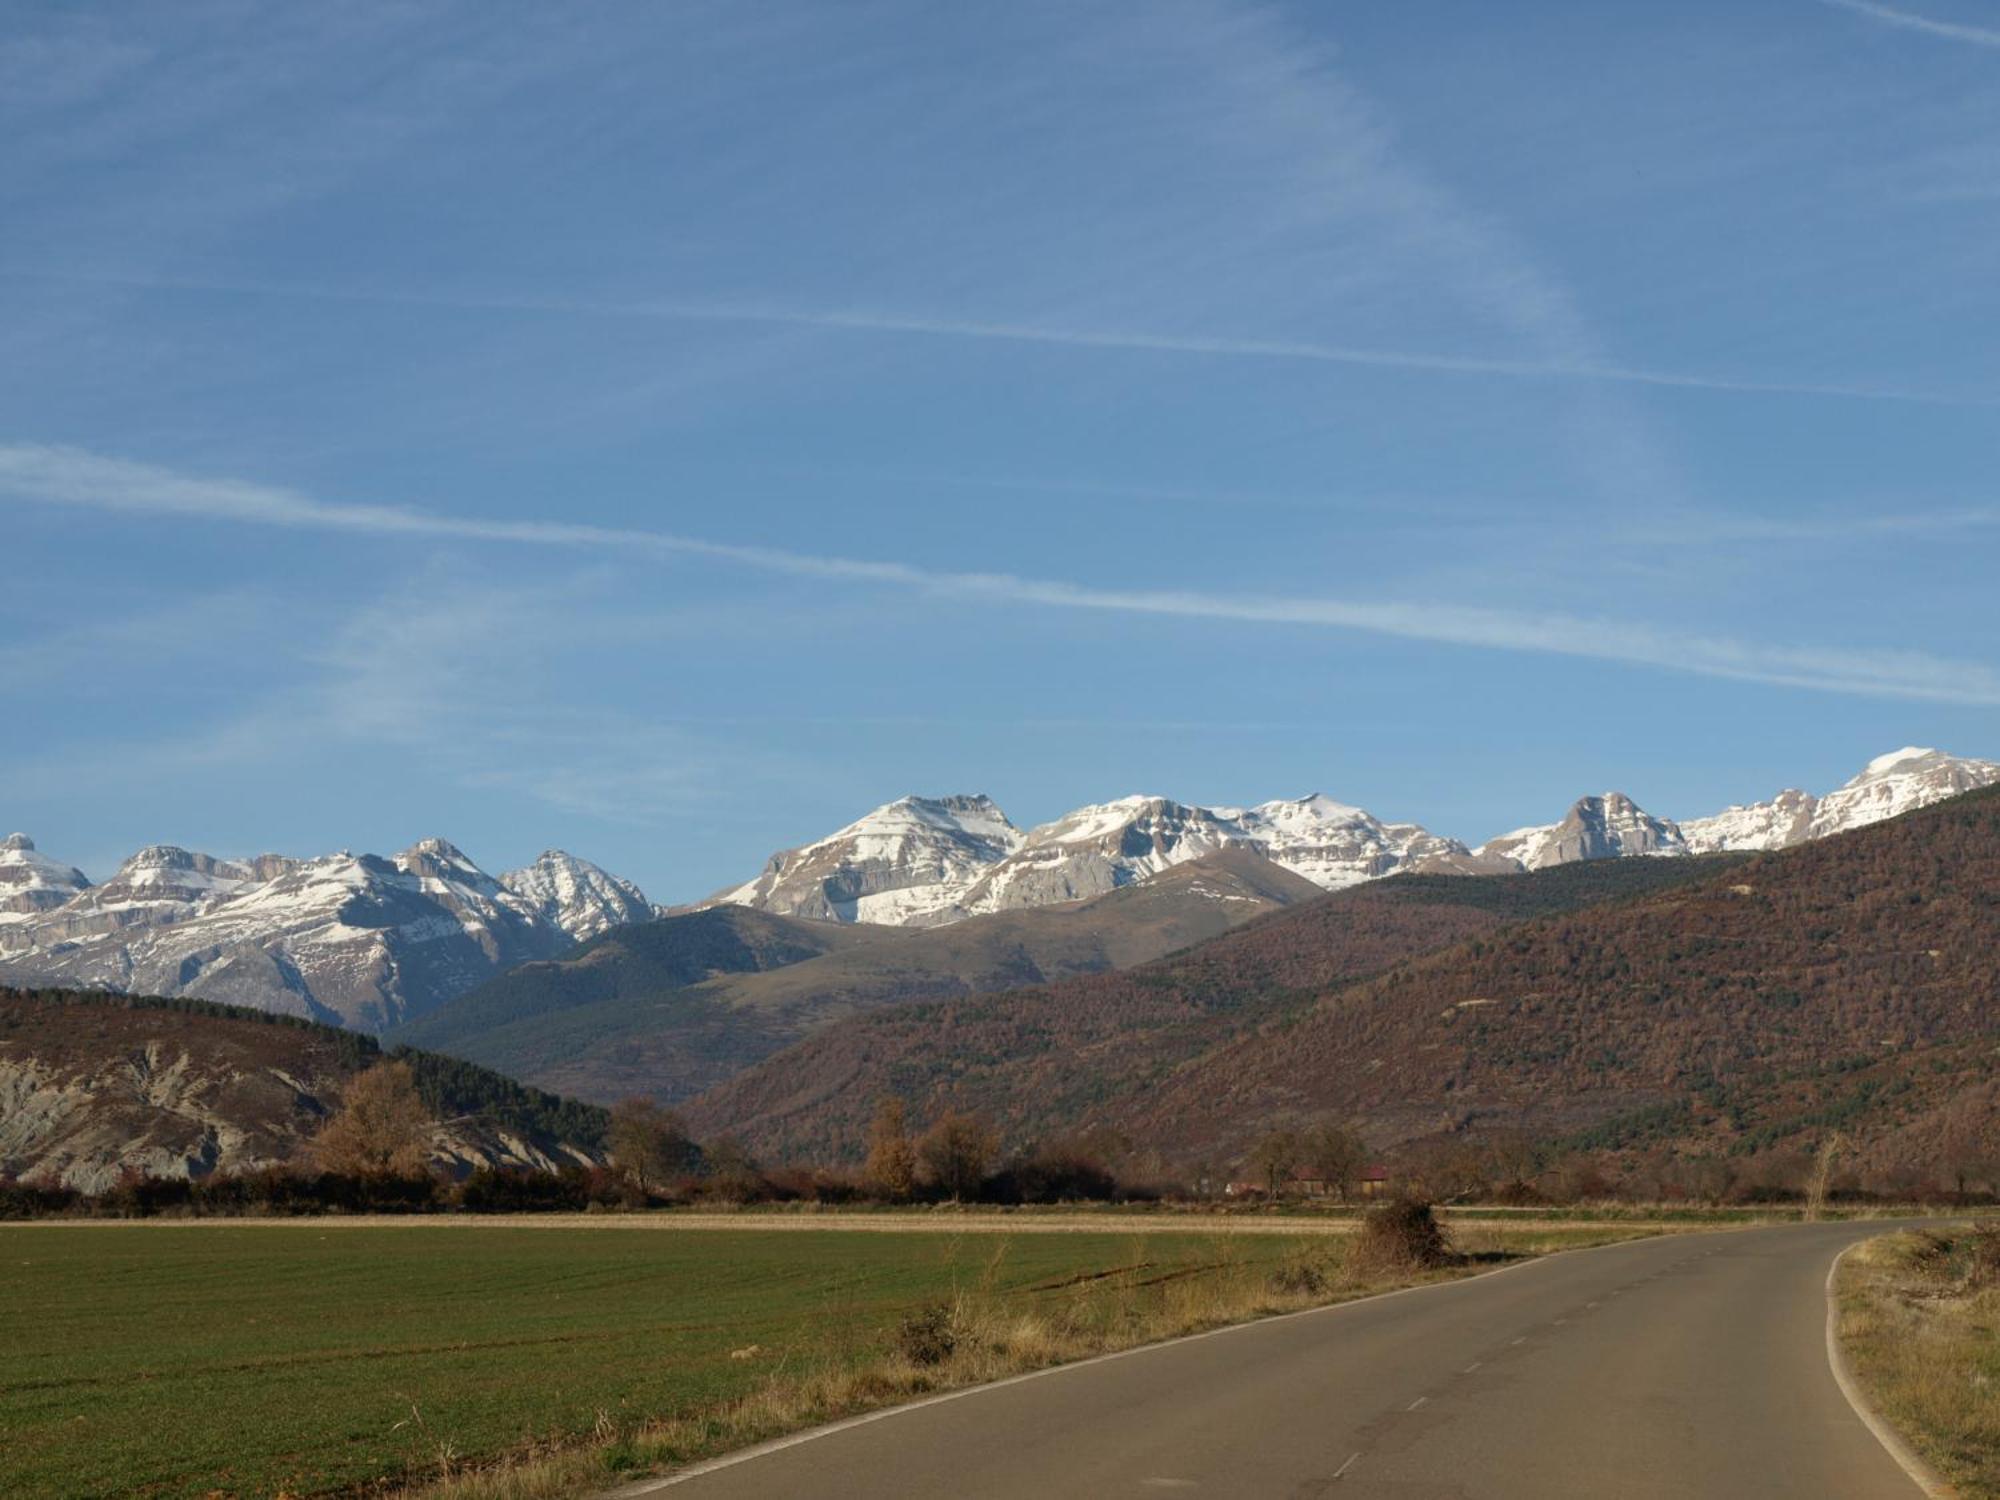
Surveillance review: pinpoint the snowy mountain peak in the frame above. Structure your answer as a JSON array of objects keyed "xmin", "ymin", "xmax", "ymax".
[
  {"xmin": 1476, "ymin": 791, "xmax": 1686, "ymax": 872},
  {"xmin": 398, "ymin": 836, "xmax": 475, "ymax": 867},
  {"xmin": 839, "ymin": 794, "xmax": 1021, "ymax": 848},
  {"xmin": 501, "ymin": 850, "xmax": 655, "ymax": 942},
  {"xmin": 1683, "ymin": 747, "xmax": 2000, "ymax": 855},
  {"xmin": 713, "ymin": 793, "xmax": 1025, "ymax": 926},
  {"xmin": 1022, "ymin": 795, "xmax": 1199, "ymax": 846},
  {"xmin": 1680, "ymin": 787, "xmax": 1816, "ymax": 854},
  {"xmin": 0, "ymin": 835, "xmax": 92, "ymax": 926},
  {"xmin": 954, "ymin": 796, "xmax": 1246, "ymax": 915},
  {"xmin": 393, "ymin": 838, "xmax": 506, "ymax": 898},
  {"xmin": 1861, "ymin": 746, "xmax": 1940, "ymax": 779},
  {"xmin": 1238, "ymin": 795, "xmax": 1470, "ymax": 889},
  {"xmin": 119, "ymin": 844, "xmax": 242, "ymax": 875},
  {"xmin": 1280, "ymin": 793, "xmax": 1370, "ymax": 822}
]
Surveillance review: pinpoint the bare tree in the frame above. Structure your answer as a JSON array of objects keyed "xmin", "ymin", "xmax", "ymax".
[
  {"xmin": 1248, "ymin": 1129, "xmax": 1302, "ymax": 1197},
  {"xmin": 1301, "ymin": 1122, "xmax": 1367, "ymax": 1202},
  {"xmin": 704, "ymin": 1134, "xmax": 764, "ymax": 1201},
  {"xmin": 1806, "ymin": 1132, "xmax": 1846, "ymax": 1221},
  {"xmin": 863, "ymin": 1096, "xmax": 918, "ymax": 1202},
  {"xmin": 606, "ymin": 1097, "xmax": 692, "ymax": 1194},
  {"xmin": 1686, "ymin": 1155, "xmax": 1739, "ymax": 1206},
  {"xmin": 312, "ymin": 1061, "xmax": 432, "ymax": 1178},
  {"xmin": 917, "ymin": 1111, "xmax": 997, "ymax": 1201}
]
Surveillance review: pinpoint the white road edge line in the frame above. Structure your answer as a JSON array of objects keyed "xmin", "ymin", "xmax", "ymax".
[
  {"xmin": 606, "ymin": 1229, "xmax": 1697, "ymax": 1495},
  {"xmin": 1823, "ymin": 1240, "xmax": 1955, "ymax": 1499},
  {"xmin": 1333, "ymin": 1451, "xmax": 1362, "ymax": 1479}
]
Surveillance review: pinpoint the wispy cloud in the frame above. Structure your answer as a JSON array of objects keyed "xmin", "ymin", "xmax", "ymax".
[
  {"xmin": 6, "ymin": 441, "xmax": 1999, "ymax": 707},
  {"xmin": 0, "ymin": 565, "xmax": 815, "ymax": 834},
  {"xmin": 5, "ymin": 264, "xmax": 1991, "ymax": 409},
  {"xmin": 1641, "ymin": 505, "xmax": 2000, "ymax": 545},
  {"xmin": 1819, "ymin": 0, "xmax": 2000, "ymax": 48}
]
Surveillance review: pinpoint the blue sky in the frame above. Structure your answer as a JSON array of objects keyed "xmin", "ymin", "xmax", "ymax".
[{"xmin": 4, "ymin": 0, "xmax": 1999, "ymax": 902}]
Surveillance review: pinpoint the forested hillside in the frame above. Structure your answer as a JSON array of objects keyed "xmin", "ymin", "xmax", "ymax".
[
  {"xmin": 1110, "ymin": 784, "xmax": 2000, "ymax": 1175},
  {"xmin": 684, "ymin": 855, "xmax": 1744, "ymax": 1161},
  {"xmin": 691, "ymin": 787, "xmax": 2000, "ymax": 1185}
]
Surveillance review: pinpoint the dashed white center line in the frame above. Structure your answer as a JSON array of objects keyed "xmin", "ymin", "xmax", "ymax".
[
  {"xmin": 1511, "ymin": 1336, "xmax": 1528, "ymax": 1346},
  {"xmin": 1407, "ymin": 1395, "xmax": 1429, "ymax": 1411},
  {"xmin": 1462, "ymin": 1361, "xmax": 1482, "ymax": 1373},
  {"xmin": 1333, "ymin": 1451, "xmax": 1361, "ymax": 1479}
]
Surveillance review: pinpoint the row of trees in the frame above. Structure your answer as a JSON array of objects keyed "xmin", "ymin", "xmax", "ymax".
[
  {"xmin": 858, "ymin": 1101, "xmax": 1154, "ymax": 1204},
  {"xmin": 19, "ymin": 1059, "xmax": 1989, "ymax": 1218},
  {"xmin": 1243, "ymin": 1122, "xmax": 1369, "ymax": 1199},
  {"xmin": 304, "ymin": 1072, "xmax": 1107, "ymax": 1208},
  {"xmin": 863, "ymin": 1098, "xmax": 994, "ymax": 1200}
]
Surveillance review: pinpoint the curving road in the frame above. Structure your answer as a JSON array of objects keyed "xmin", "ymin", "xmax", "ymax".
[{"xmin": 624, "ymin": 1222, "xmax": 1932, "ymax": 1499}]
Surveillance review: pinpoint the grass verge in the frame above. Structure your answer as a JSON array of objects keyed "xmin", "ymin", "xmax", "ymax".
[{"xmin": 1836, "ymin": 1225, "xmax": 2000, "ymax": 1497}]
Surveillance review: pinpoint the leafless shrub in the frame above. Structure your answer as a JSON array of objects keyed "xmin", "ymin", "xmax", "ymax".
[
  {"xmin": 895, "ymin": 1303, "xmax": 958, "ymax": 1366},
  {"xmin": 1266, "ymin": 1254, "xmax": 1334, "ymax": 1296},
  {"xmin": 1351, "ymin": 1196, "xmax": 1453, "ymax": 1274}
]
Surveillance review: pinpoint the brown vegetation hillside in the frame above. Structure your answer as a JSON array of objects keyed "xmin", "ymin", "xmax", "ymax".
[
  {"xmin": 684, "ymin": 855, "xmax": 1742, "ymax": 1162},
  {"xmin": 1112, "ymin": 785, "xmax": 2000, "ymax": 1178}
]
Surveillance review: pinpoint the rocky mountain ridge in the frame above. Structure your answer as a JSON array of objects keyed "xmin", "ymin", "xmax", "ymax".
[
  {"xmin": 711, "ymin": 790, "xmax": 1475, "ymax": 928},
  {"xmin": 6, "ymin": 748, "xmax": 1990, "ymax": 1025},
  {"xmin": 0, "ymin": 837, "xmax": 654, "ymax": 1031},
  {"xmin": 707, "ymin": 747, "xmax": 1999, "ymax": 929}
]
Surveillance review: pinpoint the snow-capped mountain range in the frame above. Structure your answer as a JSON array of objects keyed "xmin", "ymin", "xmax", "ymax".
[
  {"xmin": 0, "ymin": 838, "xmax": 652, "ymax": 1031},
  {"xmin": 709, "ymin": 747, "xmax": 2000, "ymax": 928},
  {"xmin": 710, "ymin": 791, "xmax": 1469, "ymax": 925},
  {"xmin": 7, "ymin": 747, "xmax": 1994, "ymax": 1028}
]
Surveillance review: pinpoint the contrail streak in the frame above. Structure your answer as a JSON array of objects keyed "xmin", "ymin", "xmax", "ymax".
[
  {"xmin": 4, "ymin": 442, "xmax": 1999, "ymax": 707},
  {"xmin": 1819, "ymin": 0, "xmax": 2000, "ymax": 48},
  {"xmin": 6, "ymin": 266, "xmax": 1995, "ymax": 409}
]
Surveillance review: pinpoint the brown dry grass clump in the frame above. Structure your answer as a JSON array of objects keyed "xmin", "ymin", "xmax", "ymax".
[
  {"xmin": 1350, "ymin": 1197, "xmax": 1454, "ymax": 1275},
  {"xmin": 1838, "ymin": 1225, "xmax": 2000, "ymax": 1497}
]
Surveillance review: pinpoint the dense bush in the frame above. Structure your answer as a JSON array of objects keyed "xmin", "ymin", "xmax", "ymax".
[
  {"xmin": 456, "ymin": 1167, "xmax": 594, "ymax": 1213},
  {"xmin": 0, "ymin": 1179, "xmax": 79, "ymax": 1218},
  {"xmin": 1351, "ymin": 1197, "xmax": 1453, "ymax": 1273},
  {"xmin": 0, "ymin": 1169, "xmax": 451, "ymax": 1219},
  {"xmin": 985, "ymin": 1147, "xmax": 1117, "ymax": 1205}
]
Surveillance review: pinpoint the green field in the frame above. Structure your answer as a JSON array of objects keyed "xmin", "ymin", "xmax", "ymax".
[{"xmin": 0, "ymin": 1222, "xmax": 1309, "ymax": 1499}]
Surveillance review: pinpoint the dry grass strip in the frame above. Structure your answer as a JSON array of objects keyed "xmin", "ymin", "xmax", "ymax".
[{"xmin": 1838, "ymin": 1226, "xmax": 2000, "ymax": 1497}]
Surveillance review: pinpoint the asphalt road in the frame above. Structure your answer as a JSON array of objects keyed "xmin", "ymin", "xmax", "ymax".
[{"xmin": 633, "ymin": 1222, "xmax": 1932, "ymax": 1499}]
